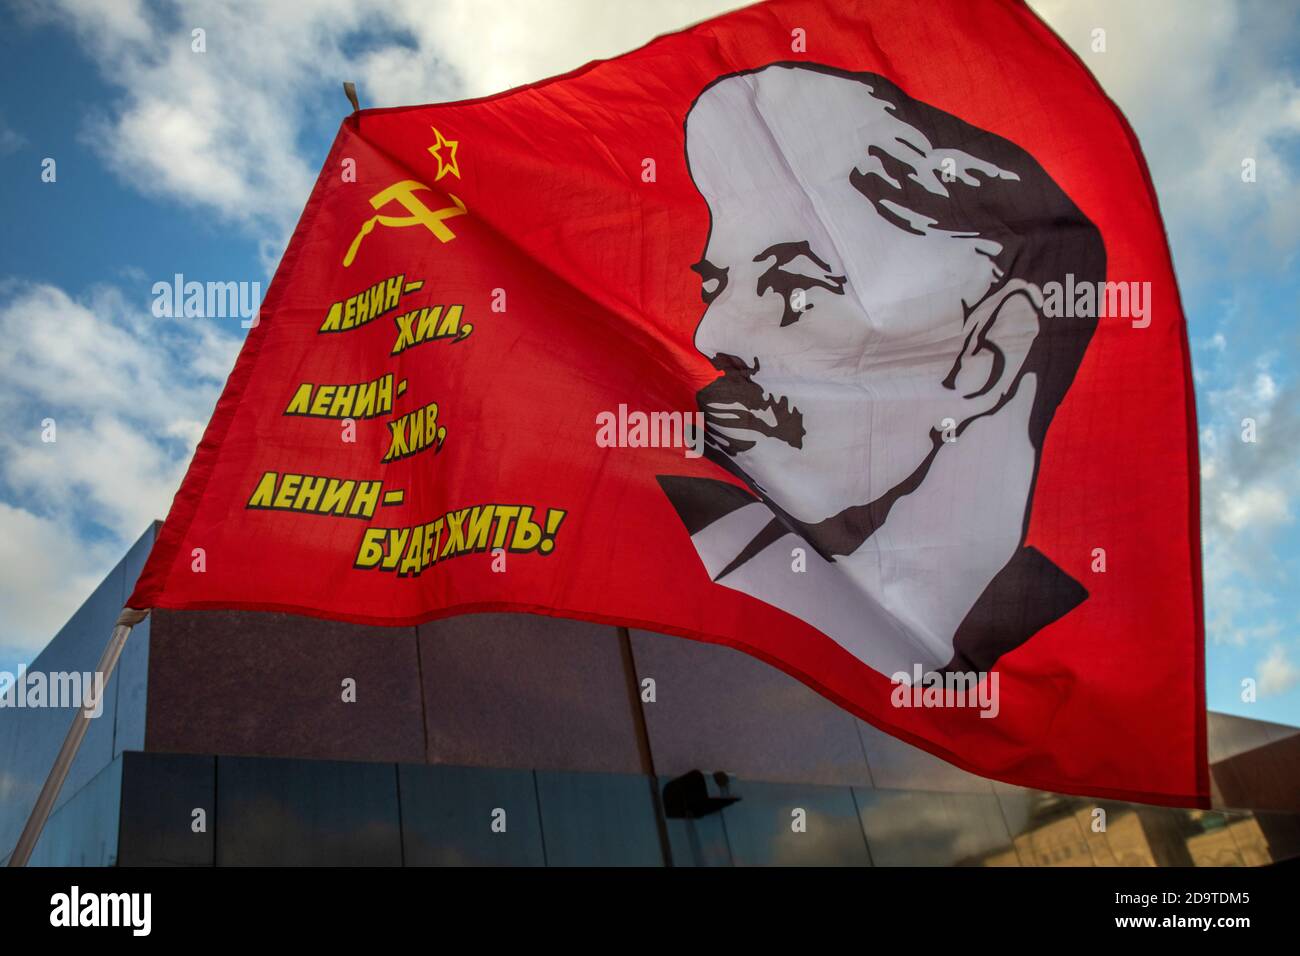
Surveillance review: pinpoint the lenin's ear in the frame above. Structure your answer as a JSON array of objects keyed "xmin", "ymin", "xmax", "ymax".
[{"xmin": 944, "ymin": 278, "xmax": 1043, "ymax": 416}]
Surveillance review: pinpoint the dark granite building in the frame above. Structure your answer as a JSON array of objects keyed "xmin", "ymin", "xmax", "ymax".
[{"xmin": 2, "ymin": 523, "xmax": 1298, "ymax": 866}]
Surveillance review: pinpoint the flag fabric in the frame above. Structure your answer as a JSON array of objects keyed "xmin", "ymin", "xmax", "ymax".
[{"xmin": 129, "ymin": 0, "xmax": 1208, "ymax": 806}]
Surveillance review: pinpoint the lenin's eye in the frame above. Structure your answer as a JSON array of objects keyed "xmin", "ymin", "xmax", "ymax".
[
  {"xmin": 753, "ymin": 240, "xmax": 847, "ymax": 327},
  {"xmin": 691, "ymin": 258, "xmax": 729, "ymax": 305}
]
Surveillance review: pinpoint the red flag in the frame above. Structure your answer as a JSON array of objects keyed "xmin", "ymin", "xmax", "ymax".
[{"xmin": 130, "ymin": 0, "xmax": 1207, "ymax": 806}]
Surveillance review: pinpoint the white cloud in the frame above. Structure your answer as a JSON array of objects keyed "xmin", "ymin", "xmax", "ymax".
[
  {"xmin": 1197, "ymin": 348, "xmax": 1300, "ymax": 645},
  {"xmin": 20, "ymin": 0, "xmax": 1295, "ymax": 269},
  {"xmin": 0, "ymin": 503, "xmax": 113, "ymax": 654},
  {"xmin": 376, "ymin": 0, "xmax": 739, "ymax": 101},
  {"xmin": 19, "ymin": 0, "xmax": 740, "ymax": 268},
  {"xmin": 0, "ymin": 281, "xmax": 238, "ymax": 652},
  {"xmin": 1217, "ymin": 484, "xmax": 1290, "ymax": 533},
  {"xmin": 0, "ymin": 115, "xmax": 25, "ymax": 156},
  {"xmin": 1015, "ymin": 1, "xmax": 1300, "ymax": 658},
  {"xmin": 1259, "ymin": 644, "xmax": 1300, "ymax": 697},
  {"xmin": 12, "ymin": 0, "xmax": 1287, "ymax": 288},
  {"xmin": 1029, "ymin": 0, "xmax": 1300, "ymax": 273}
]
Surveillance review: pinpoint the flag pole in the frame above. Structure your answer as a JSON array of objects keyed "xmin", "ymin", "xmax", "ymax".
[{"xmin": 7, "ymin": 607, "xmax": 149, "ymax": 867}]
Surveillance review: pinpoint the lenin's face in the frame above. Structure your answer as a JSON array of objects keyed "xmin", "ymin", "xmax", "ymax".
[{"xmin": 686, "ymin": 67, "xmax": 1032, "ymax": 530}]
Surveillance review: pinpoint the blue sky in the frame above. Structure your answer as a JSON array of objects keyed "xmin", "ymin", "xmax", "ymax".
[{"xmin": 1, "ymin": 0, "xmax": 1298, "ymax": 727}]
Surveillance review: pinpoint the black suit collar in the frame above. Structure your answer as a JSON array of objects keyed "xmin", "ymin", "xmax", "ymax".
[{"xmin": 657, "ymin": 474, "xmax": 1087, "ymax": 670}]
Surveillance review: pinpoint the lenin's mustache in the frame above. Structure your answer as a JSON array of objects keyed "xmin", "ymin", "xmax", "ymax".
[{"xmin": 697, "ymin": 353, "xmax": 806, "ymax": 454}]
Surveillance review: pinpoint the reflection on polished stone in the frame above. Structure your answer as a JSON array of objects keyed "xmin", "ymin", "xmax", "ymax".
[
  {"xmin": 630, "ymin": 631, "xmax": 874, "ymax": 787},
  {"xmin": 420, "ymin": 616, "xmax": 646, "ymax": 774},
  {"xmin": 215, "ymin": 755, "xmax": 402, "ymax": 866},
  {"xmin": 399, "ymin": 764, "xmax": 545, "ymax": 866},
  {"xmin": 720, "ymin": 780, "xmax": 871, "ymax": 866},
  {"xmin": 855, "ymin": 788, "xmax": 1014, "ymax": 866},
  {"xmin": 534, "ymin": 770, "xmax": 662, "ymax": 866},
  {"xmin": 856, "ymin": 720, "xmax": 995, "ymax": 794},
  {"xmin": 996, "ymin": 791, "xmax": 1095, "ymax": 866},
  {"xmin": 664, "ymin": 808, "xmax": 731, "ymax": 867}
]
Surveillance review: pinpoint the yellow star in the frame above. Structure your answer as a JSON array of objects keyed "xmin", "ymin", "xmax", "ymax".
[{"xmin": 428, "ymin": 126, "xmax": 460, "ymax": 181}]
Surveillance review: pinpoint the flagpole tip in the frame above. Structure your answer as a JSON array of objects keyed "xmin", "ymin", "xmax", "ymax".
[{"xmin": 342, "ymin": 81, "xmax": 360, "ymax": 115}]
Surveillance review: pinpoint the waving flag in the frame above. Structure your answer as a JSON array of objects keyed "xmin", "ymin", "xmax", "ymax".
[{"xmin": 128, "ymin": 0, "xmax": 1207, "ymax": 806}]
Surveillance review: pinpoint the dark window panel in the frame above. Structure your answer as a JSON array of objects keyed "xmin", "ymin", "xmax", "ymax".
[
  {"xmin": 399, "ymin": 764, "xmax": 545, "ymax": 866},
  {"xmin": 216, "ymin": 755, "xmax": 401, "ymax": 866},
  {"xmin": 534, "ymin": 771, "xmax": 663, "ymax": 866},
  {"xmin": 118, "ymin": 752, "xmax": 215, "ymax": 867}
]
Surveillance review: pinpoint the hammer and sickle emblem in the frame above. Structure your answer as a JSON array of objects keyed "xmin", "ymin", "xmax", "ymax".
[{"xmin": 343, "ymin": 180, "xmax": 468, "ymax": 267}]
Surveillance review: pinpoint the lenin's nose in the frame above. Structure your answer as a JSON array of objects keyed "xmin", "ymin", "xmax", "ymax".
[{"xmin": 693, "ymin": 298, "xmax": 737, "ymax": 365}]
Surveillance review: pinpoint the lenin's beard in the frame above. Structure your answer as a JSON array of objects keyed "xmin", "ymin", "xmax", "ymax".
[{"xmin": 697, "ymin": 352, "xmax": 947, "ymax": 566}]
